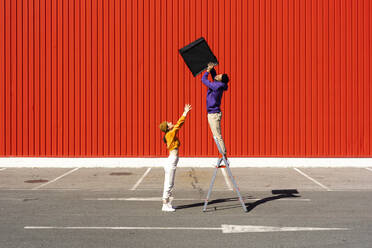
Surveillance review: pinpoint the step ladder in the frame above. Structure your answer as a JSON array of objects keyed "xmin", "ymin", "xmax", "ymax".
[{"xmin": 203, "ymin": 136, "xmax": 248, "ymax": 212}]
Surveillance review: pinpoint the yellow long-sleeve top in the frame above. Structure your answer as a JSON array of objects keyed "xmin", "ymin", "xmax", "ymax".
[{"xmin": 164, "ymin": 115, "xmax": 186, "ymax": 151}]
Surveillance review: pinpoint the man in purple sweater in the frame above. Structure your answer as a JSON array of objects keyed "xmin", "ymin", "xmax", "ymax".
[{"xmin": 201, "ymin": 62, "xmax": 229, "ymax": 156}]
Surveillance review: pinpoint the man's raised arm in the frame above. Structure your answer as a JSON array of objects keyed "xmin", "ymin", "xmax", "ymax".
[{"xmin": 201, "ymin": 71, "xmax": 224, "ymax": 91}]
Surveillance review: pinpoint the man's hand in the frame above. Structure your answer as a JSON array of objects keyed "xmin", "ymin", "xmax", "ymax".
[
  {"xmin": 183, "ymin": 104, "xmax": 192, "ymax": 116},
  {"xmin": 207, "ymin": 62, "xmax": 216, "ymax": 72}
]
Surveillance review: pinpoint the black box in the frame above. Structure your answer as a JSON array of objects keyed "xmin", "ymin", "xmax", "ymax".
[{"xmin": 179, "ymin": 37, "xmax": 218, "ymax": 77}]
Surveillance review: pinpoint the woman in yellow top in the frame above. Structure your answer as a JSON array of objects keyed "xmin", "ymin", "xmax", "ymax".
[{"xmin": 159, "ymin": 104, "xmax": 192, "ymax": 212}]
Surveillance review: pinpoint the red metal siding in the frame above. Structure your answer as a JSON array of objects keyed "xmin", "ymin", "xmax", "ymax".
[{"xmin": 0, "ymin": 0, "xmax": 371, "ymax": 157}]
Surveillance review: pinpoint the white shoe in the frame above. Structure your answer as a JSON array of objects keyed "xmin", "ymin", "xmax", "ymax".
[{"xmin": 162, "ymin": 203, "xmax": 176, "ymax": 212}]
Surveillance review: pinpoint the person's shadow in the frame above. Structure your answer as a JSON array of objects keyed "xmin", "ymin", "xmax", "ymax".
[{"xmin": 175, "ymin": 189, "xmax": 300, "ymax": 212}]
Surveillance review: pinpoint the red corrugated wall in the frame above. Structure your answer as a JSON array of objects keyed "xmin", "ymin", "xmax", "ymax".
[{"xmin": 0, "ymin": 0, "xmax": 371, "ymax": 157}]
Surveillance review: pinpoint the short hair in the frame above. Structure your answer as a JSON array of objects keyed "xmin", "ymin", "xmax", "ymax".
[
  {"xmin": 159, "ymin": 121, "xmax": 168, "ymax": 132},
  {"xmin": 222, "ymin": 74, "xmax": 229, "ymax": 84}
]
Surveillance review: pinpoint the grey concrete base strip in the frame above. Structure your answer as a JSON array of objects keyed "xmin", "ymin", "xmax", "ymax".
[
  {"xmin": 293, "ymin": 168, "xmax": 331, "ymax": 191},
  {"xmin": 32, "ymin": 168, "xmax": 80, "ymax": 190},
  {"xmin": 2, "ymin": 157, "xmax": 371, "ymax": 168}
]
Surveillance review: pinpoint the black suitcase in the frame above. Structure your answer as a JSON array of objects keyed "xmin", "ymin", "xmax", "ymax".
[{"xmin": 179, "ymin": 37, "xmax": 218, "ymax": 77}]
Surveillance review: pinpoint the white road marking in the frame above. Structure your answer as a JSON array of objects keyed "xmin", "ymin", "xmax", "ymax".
[
  {"xmin": 25, "ymin": 226, "xmax": 222, "ymax": 231},
  {"xmin": 84, "ymin": 197, "xmax": 195, "ymax": 201},
  {"xmin": 0, "ymin": 198, "xmax": 23, "ymax": 201},
  {"xmin": 0, "ymin": 188, "xmax": 80, "ymax": 191},
  {"xmin": 0, "ymin": 168, "xmax": 6, "ymax": 171},
  {"xmin": 221, "ymin": 168, "xmax": 233, "ymax": 191},
  {"xmin": 130, "ymin": 168, "xmax": 152, "ymax": 190},
  {"xmin": 127, "ymin": 188, "xmax": 159, "ymax": 191},
  {"xmin": 366, "ymin": 168, "xmax": 372, "ymax": 172},
  {"xmin": 83, "ymin": 197, "xmax": 311, "ymax": 202},
  {"xmin": 270, "ymin": 198, "xmax": 311, "ymax": 201},
  {"xmin": 293, "ymin": 168, "xmax": 331, "ymax": 191},
  {"xmin": 24, "ymin": 224, "xmax": 348, "ymax": 233},
  {"xmin": 220, "ymin": 225, "xmax": 349, "ymax": 233},
  {"xmin": 32, "ymin": 168, "xmax": 80, "ymax": 190}
]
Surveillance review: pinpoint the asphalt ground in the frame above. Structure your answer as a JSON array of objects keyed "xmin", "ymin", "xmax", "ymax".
[{"xmin": 1, "ymin": 167, "xmax": 372, "ymax": 248}]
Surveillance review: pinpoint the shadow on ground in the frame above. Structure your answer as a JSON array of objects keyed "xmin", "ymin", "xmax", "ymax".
[{"xmin": 175, "ymin": 189, "xmax": 300, "ymax": 212}]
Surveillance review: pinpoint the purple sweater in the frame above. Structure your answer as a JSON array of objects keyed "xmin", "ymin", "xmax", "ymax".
[{"xmin": 201, "ymin": 69, "xmax": 228, "ymax": 113}]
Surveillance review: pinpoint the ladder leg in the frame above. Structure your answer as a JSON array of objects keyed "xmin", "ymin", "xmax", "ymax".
[
  {"xmin": 203, "ymin": 166, "xmax": 219, "ymax": 212},
  {"xmin": 223, "ymin": 157, "xmax": 248, "ymax": 212}
]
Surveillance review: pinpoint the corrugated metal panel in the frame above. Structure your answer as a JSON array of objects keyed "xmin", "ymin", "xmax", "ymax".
[{"xmin": 0, "ymin": 0, "xmax": 371, "ymax": 157}]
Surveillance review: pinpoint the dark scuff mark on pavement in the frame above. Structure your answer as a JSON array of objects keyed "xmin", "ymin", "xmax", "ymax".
[
  {"xmin": 110, "ymin": 172, "xmax": 133, "ymax": 176},
  {"xmin": 188, "ymin": 168, "xmax": 204, "ymax": 198},
  {"xmin": 24, "ymin": 179, "xmax": 49, "ymax": 184},
  {"xmin": 22, "ymin": 198, "xmax": 39, "ymax": 202}
]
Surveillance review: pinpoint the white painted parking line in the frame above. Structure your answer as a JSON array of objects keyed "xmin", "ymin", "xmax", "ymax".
[
  {"xmin": 293, "ymin": 168, "xmax": 331, "ymax": 191},
  {"xmin": 0, "ymin": 188, "xmax": 80, "ymax": 191},
  {"xmin": 0, "ymin": 168, "xmax": 6, "ymax": 171},
  {"xmin": 24, "ymin": 224, "xmax": 348, "ymax": 233},
  {"xmin": 83, "ymin": 197, "xmax": 311, "ymax": 202},
  {"xmin": 32, "ymin": 168, "xmax": 80, "ymax": 190},
  {"xmin": 130, "ymin": 168, "xmax": 152, "ymax": 191},
  {"xmin": 221, "ymin": 168, "xmax": 233, "ymax": 191},
  {"xmin": 0, "ymin": 198, "xmax": 23, "ymax": 201},
  {"xmin": 275, "ymin": 198, "xmax": 311, "ymax": 201},
  {"xmin": 84, "ymin": 197, "xmax": 198, "ymax": 201},
  {"xmin": 366, "ymin": 168, "xmax": 372, "ymax": 172},
  {"xmin": 134, "ymin": 188, "xmax": 161, "ymax": 191}
]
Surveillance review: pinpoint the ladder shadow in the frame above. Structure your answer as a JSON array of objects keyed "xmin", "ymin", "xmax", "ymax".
[
  {"xmin": 175, "ymin": 197, "xmax": 238, "ymax": 210},
  {"xmin": 175, "ymin": 189, "xmax": 301, "ymax": 212}
]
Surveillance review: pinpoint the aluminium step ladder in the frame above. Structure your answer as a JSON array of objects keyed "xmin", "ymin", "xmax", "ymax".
[{"xmin": 203, "ymin": 136, "xmax": 248, "ymax": 212}]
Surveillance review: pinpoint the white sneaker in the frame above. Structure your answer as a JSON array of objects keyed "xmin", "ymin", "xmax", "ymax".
[{"xmin": 162, "ymin": 203, "xmax": 176, "ymax": 212}]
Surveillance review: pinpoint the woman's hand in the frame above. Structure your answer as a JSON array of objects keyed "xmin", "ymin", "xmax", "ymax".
[{"xmin": 183, "ymin": 104, "xmax": 192, "ymax": 115}]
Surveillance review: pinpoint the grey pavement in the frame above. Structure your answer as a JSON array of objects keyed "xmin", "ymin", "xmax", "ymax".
[{"xmin": 0, "ymin": 167, "xmax": 372, "ymax": 248}]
